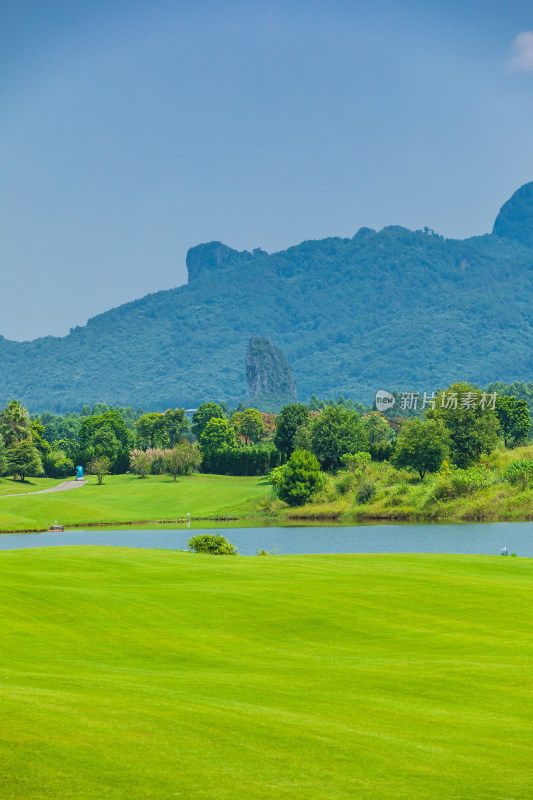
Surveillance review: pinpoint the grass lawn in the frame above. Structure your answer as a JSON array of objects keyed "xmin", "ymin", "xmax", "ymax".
[
  {"xmin": 0, "ymin": 473, "xmax": 269, "ymax": 531},
  {"xmin": 0, "ymin": 477, "xmax": 64, "ymax": 496},
  {"xmin": 0, "ymin": 548, "xmax": 531, "ymax": 799}
]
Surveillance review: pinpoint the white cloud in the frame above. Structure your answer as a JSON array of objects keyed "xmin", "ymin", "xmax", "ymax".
[{"xmin": 509, "ymin": 31, "xmax": 533, "ymax": 72}]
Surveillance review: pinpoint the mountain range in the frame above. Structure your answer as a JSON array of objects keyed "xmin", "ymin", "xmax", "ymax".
[{"xmin": 2, "ymin": 182, "xmax": 533, "ymax": 413}]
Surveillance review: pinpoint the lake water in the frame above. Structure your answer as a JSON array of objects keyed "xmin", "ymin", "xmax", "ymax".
[{"xmin": 0, "ymin": 521, "xmax": 532, "ymax": 556}]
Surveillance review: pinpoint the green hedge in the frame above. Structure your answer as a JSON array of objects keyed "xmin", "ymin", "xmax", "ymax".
[{"xmin": 202, "ymin": 444, "xmax": 281, "ymax": 476}]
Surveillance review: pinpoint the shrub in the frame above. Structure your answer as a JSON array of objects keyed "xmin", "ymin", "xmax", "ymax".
[
  {"xmin": 385, "ymin": 482, "xmax": 410, "ymax": 507},
  {"xmin": 268, "ymin": 465, "xmax": 285, "ymax": 487},
  {"xmin": 149, "ymin": 448, "xmax": 169, "ymax": 475},
  {"xmin": 87, "ymin": 455, "xmax": 111, "ymax": 485},
  {"xmin": 130, "ymin": 449, "xmax": 152, "ymax": 478},
  {"xmin": 340, "ymin": 451, "xmax": 371, "ymax": 473},
  {"xmin": 432, "ymin": 465, "xmax": 497, "ymax": 500},
  {"xmin": 356, "ymin": 480, "xmax": 376, "ymax": 504},
  {"xmin": 334, "ymin": 470, "xmax": 357, "ymax": 495},
  {"xmin": 43, "ymin": 450, "xmax": 75, "ymax": 479},
  {"xmin": 275, "ymin": 449, "xmax": 325, "ymax": 506},
  {"xmin": 385, "ymin": 493, "xmax": 404, "ymax": 508},
  {"xmin": 369, "ymin": 441, "xmax": 395, "ymax": 462},
  {"xmin": 504, "ymin": 459, "xmax": 533, "ymax": 489},
  {"xmin": 203, "ymin": 444, "xmax": 281, "ymax": 476},
  {"xmin": 187, "ymin": 534, "xmax": 238, "ymax": 555}
]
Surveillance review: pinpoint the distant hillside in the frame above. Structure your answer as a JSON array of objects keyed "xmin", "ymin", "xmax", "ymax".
[{"xmin": 1, "ymin": 183, "xmax": 533, "ymax": 413}]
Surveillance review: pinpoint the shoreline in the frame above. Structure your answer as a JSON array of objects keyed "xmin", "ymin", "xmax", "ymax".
[{"xmin": 2, "ymin": 509, "xmax": 533, "ymax": 535}]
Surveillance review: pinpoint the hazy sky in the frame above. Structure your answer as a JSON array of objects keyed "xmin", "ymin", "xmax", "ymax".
[{"xmin": 2, "ymin": 0, "xmax": 533, "ymax": 341}]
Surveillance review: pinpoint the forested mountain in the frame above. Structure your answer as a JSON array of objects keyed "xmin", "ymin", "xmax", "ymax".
[{"xmin": 2, "ymin": 183, "xmax": 533, "ymax": 413}]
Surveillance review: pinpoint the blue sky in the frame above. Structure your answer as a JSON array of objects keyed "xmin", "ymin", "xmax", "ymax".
[{"xmin": 2, "ymin": 0, "xmax": 533, "ymax": 340}]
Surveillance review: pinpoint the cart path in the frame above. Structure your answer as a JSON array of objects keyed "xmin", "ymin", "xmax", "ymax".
[{"xmin": 0, "ymin": 480, "xmax": 89, "ymax": 498}]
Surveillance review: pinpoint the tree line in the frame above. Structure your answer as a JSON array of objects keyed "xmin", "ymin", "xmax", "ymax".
[{"xmin": 0, "ymin": 384, "xmax": 530, "ymax": 493}]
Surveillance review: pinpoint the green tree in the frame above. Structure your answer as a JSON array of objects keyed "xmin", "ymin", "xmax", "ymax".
[
  {"xmin": 293, "ymin": 424, "xmax": 312, "ymax": 451},
  {"xmin": 274, "ymin": 404, "xmax": 311, "ymax": 460},
  {"xmin": 311, "ymin": 406, "xmax": 368, "ymax": 471},
  {"xmin": 93, "ymin": 426, "xmax": 120, "ymax": 458},
  {"xmin": 0, "ymin": 400, "xmax": 31, "ymax": 446},
  {"xmin": 6, "ymin": 439, "xmax": 43, "ymax": 481},
  {"xmin": 362, "ymin": 412, "xmax": 393, "ymax": 444},
  {"xmin": 494, "ymin": 396, "xmax": 530, "ymax": 447},
  {"xmin": 0, "ymin": 434, "xmax": 6, "ymax": 476},
  {"xmin": 394, "ymin": 418, "xmax": 450, "ymax": 479},
  {"xmin": 163, "ymin": 408, "xmax": 190, "ymax": 447},
  {"xmin": 426, "ymin": 382, "xmax": 500, "ymax": 468},
  {"xmin": 29, "ymin": 417, "xmax": 51, "ymax": 457},
  {"xmin": 192, "ymin": 403, "xmax": 226, "ymax": 439},
  {"xmin": 231, "ymin": 408, "xmax": 265, "ymax": 444},
  {"xmin": 275, "ymin": 449, "xmax": 325, "ymax": 506},
  {"xmin": 78, "ymin": 411, "xmax": 131, "ymax": 473},
  {"xmin": 135, "ymin": 412, "xmax": 167, "ymax": 449},
  {"xmin": 199, "ymin": 418, "xmax": 236, "ymax": 453}
]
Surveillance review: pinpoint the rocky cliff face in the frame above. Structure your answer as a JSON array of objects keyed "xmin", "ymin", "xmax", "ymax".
[
  {"xmin": 245, "ymin": 335, "xmax": 297, "ymax": 411},
  {"xmin": 186, "ymin": 241, "xmax": 243, "ymax": 283},
  {"xmin": 186, "ymin": 242, "xmax": 269, "ymax": 283},
  {"xmin": 493, "ymin": 181, "xmax": 533, "ymax": 249}
]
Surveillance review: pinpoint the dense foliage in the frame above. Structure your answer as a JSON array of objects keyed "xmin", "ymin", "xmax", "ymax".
[
  {"xmin": 1, "ymin": 377, "xmax": 531, "ymax": 491},
  {"xmin": 201, "ymin": 444, "xmax": 280, "ymax": 476},
  {"xmin": 426, "ymin": 382, "xmax": 500, "ymax": 468},
  {"xmin": 273, "ymin": 403, "xmax": 311, "ymax": 459}
]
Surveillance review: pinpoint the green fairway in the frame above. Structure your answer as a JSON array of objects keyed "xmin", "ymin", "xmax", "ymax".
[
  {"xmin": 0, "ymin": 473, "xmax": 269, "ymax": 531},
  {"xmin": 0, "ymin": 549, "xmax": 531, "ymax": 799}
]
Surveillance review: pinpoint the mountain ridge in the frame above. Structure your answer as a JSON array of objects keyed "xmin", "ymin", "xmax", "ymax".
[{"xmin": 1, "ymin": 183, "xmax": 533, "ymax": 412}]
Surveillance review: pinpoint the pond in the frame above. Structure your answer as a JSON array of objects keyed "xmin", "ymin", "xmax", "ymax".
[{"xmin": 0, "ymin": 521, "xmax": 532, "ymax": 556}]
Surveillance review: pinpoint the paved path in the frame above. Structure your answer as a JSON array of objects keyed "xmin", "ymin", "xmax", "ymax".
[{"xmin": 0, "ymin": 480, "xmax": 89, "ymax": 498}]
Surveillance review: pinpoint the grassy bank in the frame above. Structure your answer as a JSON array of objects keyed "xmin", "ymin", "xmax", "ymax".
[
  {"xmin": 0, "ymin": 548, "xmax": 531, "ymax": 799},
  {"xmin": 1, "ymin": 445, "xmax": 533, "ymax": 533},
  {"xmin": 0, "ymin": 473, "xmax": 268, "ymax": 532},
  {"xmin": 267, "ymin": 445, "xmax": 533, "ymax": 523}
]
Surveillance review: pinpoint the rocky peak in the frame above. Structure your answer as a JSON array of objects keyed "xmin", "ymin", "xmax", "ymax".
[
  {"xmin": 493, "ymin": 182, "xmax": 533, "ymax": 249},
  {"xmin": 245, "ymin": 335, "xmax": 297, "ymax": 410},
  {"xmin": 186, "ymin": 241, "xmax": 242, "ymax": 283}
]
